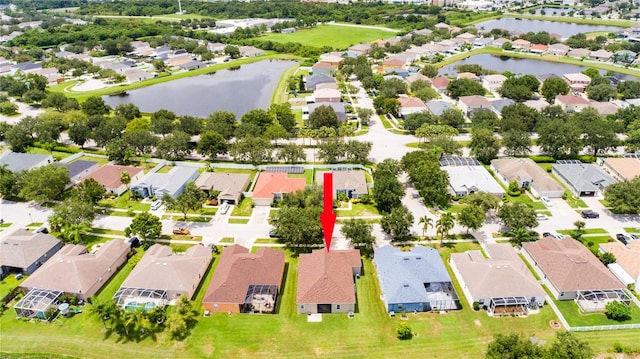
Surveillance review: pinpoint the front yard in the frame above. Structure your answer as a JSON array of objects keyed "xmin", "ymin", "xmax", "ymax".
[{"xmin": 98, "ymin": 192, "xmax": 151, "ymax": 212}]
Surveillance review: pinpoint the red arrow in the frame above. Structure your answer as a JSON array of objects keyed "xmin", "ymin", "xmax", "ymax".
[{"xmin": 319, "ymin": 172, "xmax": 336, "ymax": 252}]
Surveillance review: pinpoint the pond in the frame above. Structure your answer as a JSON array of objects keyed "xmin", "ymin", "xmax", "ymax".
[
  {"xmin": 531, "ymin": 7, "xmax": 574, "ymax": 16},
  {"xmin": 475, "ymin": 18, "xmax": 622, "ymax": 38},
  {"xmin": 438, "ymin": 54, "xmax": 639, "ymax": 81},
  {"xmin": 103, "ymin": 60, "xmax": 298, "ymax": 118}
]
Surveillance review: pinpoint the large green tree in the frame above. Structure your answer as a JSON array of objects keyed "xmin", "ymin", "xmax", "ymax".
[
  {"xmin": 497, "ymin": 203, "xmax": 538, "ymax": 230},
  {"xmin": 162, "ymin": 182, "xmax": 207, "ymax": 220},
  {"xmin": 18, "ymin": 164, "xmax": 70, "ymax": 203},
  {"xmin": 457, "ymin": 204, "xmax": 486, "ymax": 233},
  {"xmin": 340, "ymin": 219, "xmax": 375, "ymax": 257},
  {"xmin": 604, "ymin": 177, "xmax": 640, "ymax": 214},
  {"xmin": 125, "ymin": 212, "xmax": 162, "ymax": 239},
  {"xmin": 470, "ymin": 128, "xmax": 500, "ymax": 164},
  {"xmin": 269, "ymin": 186, "xmax": 324, "ymax": 254},
  {"xmin": 540, "ymin": 77, "xmax": 570, "ymax": 102},
  {"xmin": 380, "ymin": 205, "xmax": 414, "ymax": 240},
  {"xmin": 446, "ymin": 78, "xmax": 485, "ymax": 99}
]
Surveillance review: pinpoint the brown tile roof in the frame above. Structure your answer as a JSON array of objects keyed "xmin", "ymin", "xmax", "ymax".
[
  {"xmin": 450, "ymin": 244, "xmax": 544, "ymax": 300},
  {"xmin": 603, "ymin": 158, "xmax": 640, "ymax": 180},
  {"xmin": 83, "ymin": 165, "xmax": 143, "ymax": 189},
  {"xmin": 599, "ymin": 241, "xmax": 640, "ymax": 280},
  {"xmin": 522, "ymin": 237, "xmax": 624, "ymax": 292},
  {"xmin": 195, "ymin": 172, "xmax": 251, "ymax": 201},
  {"xmin": 556, "ymin": 94, "xmax": 590, "ymax": 105},
  {"xmin": 529, "ymin": 44, "xmax": 549, "ymax": 52},
  {"xmin": 0, "ymin": 229, "xmax": 61, "ymax": 269},
  {"xmin": 491, "ymin": 158, "xmax": 563, "ymax": 193},
  {"xmin": 252, "ymin": 173, "xmax": 306, "ymax": 200},
  {"xmin": 21, "ymin": 240, "xmax": 130, "ymax": 297},
  {"xmin": 203, "ymin": 245, "xmax": 285, "ymax": 304},
  {"xmin": 457, "ymin": 72, "xmax": 478, "ymax": 80},
  {"xmin": 297, "ymin": 249, "xmax": 361, "ymax": 304},
  {"xmin": 312, "ymin": 62, "xmax": 337, "ymax": 70},
  {"xmin": 459, "ymin": 95, "xmax": 491, "ymax": 107},
  {"xmin": 398, "ymin": 97, "xmax": 426, "ymax": 109},
  {"xmin": 431, "ymin": 77, "xmax": 450, "ymax": 89},
  {"xmin": 119, "ymin": 244, "xmax": 211, "ymax": 299}
]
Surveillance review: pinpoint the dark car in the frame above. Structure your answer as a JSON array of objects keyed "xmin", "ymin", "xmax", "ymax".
[
  {"xmin": 581, "ymin": 210, "xmax": 600, "ymax": 219},
  {"xmin": 616, "ymin": 233, "xmax": 629, "ymax": 245},
  {"xmin": 269, "ymin": 230, "xmax": 280, "ymax": 238}
]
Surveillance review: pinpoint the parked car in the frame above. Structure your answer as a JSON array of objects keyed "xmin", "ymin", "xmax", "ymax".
[
  {"xmin": 536, "ymin": 214, "xmax": 549, "ymax": 220},
  {"xmin": 126, "ymin": 236, "xmax": 140, "ymax": 248},
  {"xmin": 631, "ymin": 234, "xmax": 639, "ymax": 240},
  {"xmin": 173, "ymin": 227, "xmax": 190, "ymax": 235},
  {"xmin": 541, "ymin": 196, "xmax": 552, "ymax": 207},
  {"xmin": 616, "ymin": 233, "xmax": 630, "ymax": 245},
  {"xmin": 219, "ymin": 201, "xmax": 230, "ymax": 215},
  {"xmin": 151, "ymin": 201, "xmax": 162, "ymax": 210},
  {"xmin": 581, "ymin": 210, "xmax": 600, "ymax": 219},
  {"xmin": 542, "ymin": 232, "xmax": 564, "ymax": 240},
  {"xmin": 269, "ymin": 230, "xmax": 280, "ymax": 238}
]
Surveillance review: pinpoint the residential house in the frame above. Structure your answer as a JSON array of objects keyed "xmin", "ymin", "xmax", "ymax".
[
  {"xmin": 455, "ymin": 32, "xmax": 476, "ymax": 43},
  {"xmin": 398, "ymin": 97, "xmax": 427, "ymax": 117},
  {"xmin": 589, "ymin": 101, "xmax": 619, "ymax": 116},
  {"xmin": 319, "ymin": 54, "xmax": 344, "ymax": 67},
  {"xmin": 375, "ymin": 245, "xmax": 459, "ymax": 313},
  {"xmin": 11, "ymin": 61, "xmax": 41, "ymax": 74},
  {"xmin": 57, "ymin": 160, "xmax": 99, "ymax": 185},
  {"xmin": 614, "ymin": 50, "xmax": 637, "ymax": 64},
  {"xmin": 482, "ymin": 74, "xmax": 507, "ymax": 92},
  {"xmin": 312, "ymin": 88, "xmax": 341, "ymax": 103},
  {"xmin": 203, "ymin": 245, "xmax": 285, "ymax": 314},
  {"xmin": 457, "ymin": 72, "xmax": 479, "ymax": 81},
  {"xmin": 83, "ymin": 165, "xmax": 144, "ymax": 196},
  {"xmin": 450, "ymin": 244, "xmax": 545, "ymax": 315},
  {"xmin": 472, "ymin": 37, "xmax": 493, "ymax": 48},
  {"xmin": 239, "ymin": 46, "xmax": 264, "ymax": 58},
  {"xmin": 347, "ymin": 43, "xmax": 371, "ymax": 57},
  {"xmin": 405, "ymin": 73, "xmax": 430, "ymax": 86},
  {"xmin": 305, "ymin": 102, "xmax": 346, "ymax": 122},
  {"xmin": 315, "ymin": 170, "xmax": 368, "ymax": 199},
  {"xmin": 522, "ymin": 236, "xmax": 627, "ymax": 311},
  {"xmin": 529, "ymin": 44, "xmax": 548, "ymax": 54},
  {"xmin": 537, "ymin": 73, "xmax": 560, "ymax": 84},
  {"xmin": 431, "ymin": 77, "xmax": 450, "ymax": 93},
  {"xmin": 382, "ymin": 58, "xmax": 406, "ymax": 72},
  {"xmin": 434, "ymin": 23, "xmax": 451, "ymax": 32},
  {"xmin": 491, "ymin": 158, "xmax": 564, "ymax": 198},
  {"xmin": 490, "ymin": 98, "xmax": 515, "ymax": 114},
  {"xmin": 123, "ymin": 68, "xmax": 154, "ymax": 83},
  {"xmin": 600, "ymin": 157, "xmax": 640, "ymax": 181},
  {"xmin": 413, "ymin": 28, "xmax": 433, "ymax": 36},
  {"xmin": 523, "ymin": 99, "xmax": 551, "ymax": 112},
  {"xmin": 425, "ymin": 100, "xmax": 453, "ymax": 116},
  {"xmin": 131, "ymin": 166, "xmax": 200, "ymax": 199},
  {"xmin": 207, "ymin": 42, "xmax": 226, "ymax": 53},
  {"xmin": 589, "ymin": 49, "xmax": 613, "ymax": 62},
  {"xmin": 599, "ymin": 241, "xmax": 640, "ymax": 289},
  {"xmin": 440, "ymin": 159, "xmax": 505, "ymax": 197},
  {"xmin": 491, "ymin": 38, "xmax": 510, "ymax": 48},
  {"xmin": 511, "ymin": 39, "xmax": 532, "ymax": 51},
  {"xmin": 552, "ymin": 162, "xmax": 616, "ymax": 197},
  {"xmin": 20, "ymin": 240, "xmax": 130, "ymax": 301},
  {"xmin": 113, "ymin": 244, "xmax": 211, "ymax": 308},
  {"xmin": 180, "ymin": 60, "xmax": 205, "ymax": 71},
  {"xmin": 0, "ymin": 229, "xmax": 63, "ymax": 276},
  {"xmin": 0, "ymin": 150, "xmax": 53, "ymax": 173},
  {"xmin": 305, "ymin": 74, "xmax": 336, "ymax": 92},
  {"xmin": 548, "ymin": 43, "xmax": 570, "ymax": 56},
  {"xmin": 311, "ymin": 62, "xmax": 337, "ymax": 76},
  {"xmin": 252, "ymin": 172, "xmax": 306, "ymax": 206},
  {"xmin": 296, "ymin": 249, "xmax": 362, "ymax": 314},
  {"xmin": 194, "ymin": 172, "xmax": 251, "ymax": 204},
  {"xmin": 33, "ymin": 67, "xmax": 63, "ymax": 84},
  {"xmin": 567, "ymin": 48, "xmax": 591, "ymax": 59},
  {"xmin": 458, "ymin": 95, "xmax": 492, "ymax": 117},
  {"xmin": 554, "ymin": 94, "xmax": 591, "ymax": 112}
]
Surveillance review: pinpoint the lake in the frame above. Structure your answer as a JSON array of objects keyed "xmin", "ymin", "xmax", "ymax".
[
  {"xmin": 532, "ymin": 7, "xmax": 573, "ymax": 15},
  {"xmin": 438, "ymin": 54, "xmax": 639, "ymax": 80},
  {"xmin": 475, "ymin": 18, "xmax": 622, "ymax": 38},
  {"xmin": 103, "ymin": 60, "xmax": 298, "ymax": 118}
]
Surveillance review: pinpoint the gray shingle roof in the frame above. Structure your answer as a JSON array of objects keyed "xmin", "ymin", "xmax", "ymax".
[
  {"xmin": 0, "ymin": 150, "xmax": 53, "ymax": 172},
  {"xmin": 552, "ymin": 163, "xmax": 616, "ymax": 193},
  {"xmin": 0, "ymin": 229, "xmax": 61, "ymax": 269}
]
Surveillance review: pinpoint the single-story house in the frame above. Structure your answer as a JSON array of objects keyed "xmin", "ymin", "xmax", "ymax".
[
  {"xmin": 554, "ymin": 94, "xmax": 591, "ymax": 112},
  {"xmin": 490, "ymin": 98, "xmax": 515, "ymax": 114},
  {"xmin": 482, "ymin": 74, "xmax": 507, "ymax": 92},
  {"xmin": 512, "ymin": 39, "xmax": 532, "ymax": 51},
  {"xmin": 203, "ymin": 245, "xmax": 285, "ymax": 314},
  {"xmin": 589, "ymin": 101, "xmax": 619, "ymax": 116},
  {"xmin": 252, "ymin": 172, "xmax": 306, "ymax": 206},
  {"xmin": 522, "ymin": 236, "xmax": 627, "ymax": 311},
  {"xmin": 491, "ymin": 158, "xmax": 564, "ymax": 198},
  {"xmin": 431, "ymin": 77, "xmax": 450, "ymax": 93},
  {"xmin": 180, "ymin": 60, "xmax": 205, "ymax": 71},
  {"xmin": 450, "ymin": 244, "xmax": 545, "ymax": 315},
  {"xmin": 455, "ymin": 32, "xmax": 476, "ymax": 43},
  {"xmin": 567, "ymin": 48, "xmax": 592, "ymax": 59},
  {"xmin": 529, "ymin": 44, "xmax": 549, "ymax": 54},
  {"xmin": 405, "ymin": 73, "xmax": 430, "ymax": 85},
  {"xmin": 523, "ymin": 99, "xmax": 551, "ymax": 112},
  {"xmin": 239, "ymin": 46, "xmax": 265, "ymax": 58},
  {"xmin": 0, "ymin": 229, "xmax": 63, "ymax": 276},
  {"xmin": 347, "ymin": 43, "xmax": 371, "ymax": 57},
  {"xmin": 548, "ymin": 43, "xmax": 570, "ymax": 56},
  {"xmin": 57, "ymin": 160, "xmax": 99, "ymax": 185},
  {"xmin": 20, "ymin": 240, "xmax": 130, "ymax": 301},
  {"xmin": 473, "ymin": 37, "xmax": 494, "ymax": 48},
  {"xmin": 458, "ymin": 95, "xmax": 492, "ymax": 117},
  {"xmin": 614, "ymin": 50, "xmax": 637, "ymax": 64},
  {"xmin": 600, "ymin": 157, "xmax": 640, "ymax": 181},
  {"xmin": 398, "ymin": 97, "xmax": 427, "ymax": 117},
  {"xmin": 315, "ymin": 170, "xmax": 368, "ymax": 199},
  {"xmin": 552, "ymin": 162, "xmax": 616, "ymax": 197},
  {"xmin": 491, "ymin": 38, "xmax": 510, "ymax": 48},
  {"xmin": 207, "ymin": 42, "xmax": 226, "ymax": 53},
  {"xmin": 311, "ymin": 62, "xmax": 338, "ymax": 76},
  {"xmin": 562, "ymin": 73, "xmax": 591, "ymax": 92},
  {"xmin": 195, "ymin": 172, "xmax": 251, "ymax": 204},
  {"xmin": 83, "ymin": 165, "xmax": 144, "ymax": 196},
  {"xmin": 131, "ymin": 166, "xmax": 200, "ymax": 199},
  {"xmin": 124, "ymin": 68, "xmax": 154, "ymax": 83},
  {"xmin": 319, "ymin": 54, "xmax": 344, "ymax": 67},
  {"xmin": 426, "ymin": 100, "xmax": 454, "ymax": 116},
  {"xmin": 0, "ymin": 150, "xmax": 54, "ymax": 173},
  {"xmin": 305, "ymin": 102, "xmax": 346, "ymax": 123},
  {"xmin": 599, "ymin": 241, "xmax": 640, "ymax": 289},
  {"xmin": 375, "ymin": 245, "xmax": 459, "ymax": 313},
  {"xmin": 442, "ymin": 165, "xmax": 505, "ymax": 197},
  {"xmin": 297, "ymin": 249, "xmax": 362, "ymax": 314},
  {"xmin": 312, "ymin": 88, "xmax": 341, "ymax": 103},
  {"xmin": 457, "ymin": 72, "xmax": 479, "ymax": 81},
  {"xmin": 113, "ymin": 244, "xmax": 211, "ymax": 308},
  {"xmin": 589, "ymin": 49, "xmax": 613, "ymax": 62},
  {"xmin": 305, "ymin": 74, "xmax": 336, "ymax": 92}
]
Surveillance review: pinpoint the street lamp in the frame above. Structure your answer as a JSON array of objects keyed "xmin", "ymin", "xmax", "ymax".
[{"xmin": 28, "ymin": 212, "xmax": 33, "ymax": 224}]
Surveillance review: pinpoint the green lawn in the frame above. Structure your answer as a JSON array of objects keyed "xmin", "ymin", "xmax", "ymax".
[
  {"xmin": 557, "ymin": 228, "xmax": 608, "ymax": 235},
  {"xmin": 219, "ymin": 237, "xmax": 235, "ymax": 243},
  {"xmin": 155, "ymin": 165, "xmax": 174, "ymax": 174},
  {"xmin": 565, "ymin": 192, "xmax": 589, "ymax": 209},
  {"xmin": 623, "ymin": 227, "xmax": 640, "ymax": 233},
  {"xmin": 505, "ymin": 193, "xmax": 547, "ymax": 210},
  {"xmin": 26, "ymin": 148, "xmax": 74, "ymax": 161},
  {"xmin": 162, "ymin": 215, "xmax": 211, "ymax": 223},
  {"xmin": 70, "ymin": 155, "xmax": 110, "ymax": 166},
  {"xmin": 0, "ymin": 274, "xmax": 25, "ymax": 298},
  {"xmin": 98, "ymin": 192, "xmax": 151, "ymax": 211},
  {"xmin": 336, "ymin": 203, "xmax": 380, "ymax": 217},
  {"xmin": 227, "ymin": 218, "xmax": 249, "ymax": 224},
  {"xmin": 230, "ymin": 197, "xmax": 253, "ymax": 217},
  {"xmin": 288, "ymin": 170, "xmax": 313, "ymax": 184},
  {"xmin": 260, "ymin": 24, "xmax": 397, "ymax": 50},
  {"xmin": 254, "ymin": 238, "xmax": 279, "ymax": 244},
  {"xmin": 553, "ymin": 300, "xmax": 640, "ymax": 327},
  {"xmin": 88, "ymin": 228, "xmax": 126, "ymax": 236}
]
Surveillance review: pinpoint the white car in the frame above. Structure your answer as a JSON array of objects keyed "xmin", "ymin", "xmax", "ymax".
[
  {"xmin": 541, "ymin": 196, "xmax": 552, "ymax": 207},
  {"xmin": 151, "ymin": 201, "xmax": 162, "ymax": 210},
  {"xmin": 219, "ymin": 201, "xmax": 230, "ymax": 215},
  {"xmin": 536, "ymin": 214, "xmax": 549, "ymax": 220}
]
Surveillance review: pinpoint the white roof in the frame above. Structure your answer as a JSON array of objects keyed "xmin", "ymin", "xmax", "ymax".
[{"xmin": 442, "ymin": 166, "xmax": 505, "ymax": 195}]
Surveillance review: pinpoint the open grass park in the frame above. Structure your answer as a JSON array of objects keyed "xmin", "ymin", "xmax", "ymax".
[
  {"xmin": 2, "ymin": 242, "xmax": 639, "ymax": 358},
  {"xmin": 261, "ymin": 24, "xmax": 399, "ymax": 50}
]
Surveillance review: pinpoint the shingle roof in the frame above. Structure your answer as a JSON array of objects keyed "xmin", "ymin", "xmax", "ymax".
[
  {"xmin": 603, "ymin": 158, "xmax": 640, "ymax": 180},
  {"xmin": 431, "ymin": 77, "xmax": 450, "ymax": 88},
  {"xmin": 442, "ymin": 166, "xmax": 505, "ymax": 195},
  {"xmin": 459, "ymin": 95, "xmax": 491, "ymax": 107},
  {"xmin": 599, "ymin": 241, "xmax": 640, "ymax": 281},
  {"xmin": 522, "ymin": 237, "xmax": 624, "ymax": 292},
  {"xmin": 398, "ymin": 97, "xmax": 426, "ymax": 109},
  {"xmin": 450, "ymin": 244, "xmax": 544, "ymax": 300},
  {"xmin": 553, "ymin": 163, "xmax": 616, "ymax": 193},
  {"xmin": 315, "ymin": 170, "xmax": 368, "ymax": 197},
  {"xmin": 297, "ymin": 249, "xmax": 361, "ymax": 304},
  {"xmin": 556, "ymin": 94, "xmax": 590, "ymax": 105},
  {"xmin": 252, "ymin": 173, "xmax": 306, "ymax": 200},
  {"xmin": 0, "ymin": 229, "xmax": 61, "ymax": 269},
  {"xmin": 21, "ymin": 240, "xmax": 130, "ymax": 297},
  {"xmin": 135, "ymin": 166, "xmax": 199, "ymax": 198},
  {"xmin": 0, "ymin": 150, "xmax": 53, "ymax": 172},
  {"xmin": 119, "ymin": 244, "xmax": 211, "ymax": 299},
  {"xmin": 57, "ymin": 160, "xmax": 98, "ymax": 179},
  {"xmin": 375, "ymin": 246, "xmax": 453, "ymax": 304},
  {"xmin": 491, "ymin": 158, "xmax": 563, "ymax": 193},
  {"xmin": 203, "ymin": 245, "xmax": 285, "ymax": 304},
  {"xmin": 195, "ymin": 172, "xmax": 251, "ymax": 201}
]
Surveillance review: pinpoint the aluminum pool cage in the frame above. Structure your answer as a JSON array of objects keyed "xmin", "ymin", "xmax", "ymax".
[
  {"xmin": 113, "ymin": 287, "xmax": 168, "ymax": 310},
  {"xmin": 14, "ymin": 289, "xmax": 63, "ymax": 319}
]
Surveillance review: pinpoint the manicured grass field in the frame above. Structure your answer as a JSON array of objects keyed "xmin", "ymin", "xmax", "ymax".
[
  {"xmin": 98, "ymin": 192, "xmax": 151, "ymax": 212},
  {"xmin": 227, "ymin": 218, "xmax": 249, "ymax": 224},
  {"xmin": 0, "ymin": 275, "xmax": 25, "ymax": 298},
  {"xmin": 557, "ymin": 228, "xmax": 608, "ymax": 235},
  {"xmin": 553, "ymin": 300, "xmax": 640, "ymax": 327},
  {"xmin": 71, "ymin": 155, "xmax": 110, "ymax": 166},
  {"xmin": 230, "ymin": 198, "xmax": 253, "ymax": 217},
  {"xmin": 336, "ymin": 203, "xmax": 380, "ymax": 217},
  {"xmin": 261, "ymin": 24, "xmax": 397, "ymax": 50},
  {"xmin": 26, "ymin": 147, "xmax": 74, "ymax": 161}
]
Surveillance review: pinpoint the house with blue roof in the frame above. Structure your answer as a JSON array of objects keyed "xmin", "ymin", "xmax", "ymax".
[
  {"xmin": 130, "ymin": 166, "xmax": 199, "ymax": 199},
  {"xmin": 374, "ymin": 245, "xmax": 459, "ymax": 313}
]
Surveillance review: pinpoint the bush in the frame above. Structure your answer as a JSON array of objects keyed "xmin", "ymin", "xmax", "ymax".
[
  {"xmin": 529, "ymin": 155, "xmax": 555, "ymax": 163},
  {"xmin": 473, "ymin": 302, "xmax": 480, "ymax": 311},
  {"xmin": 359, "ymin": 194, "xmax": 373, "ymax": 205},
  {"xmin": 605, "ymin": 301, "xmax": 631, "ymax": 321},
  {"xmin": 396, "ymin": 322, "xmax": 413, "ymax": 340}
]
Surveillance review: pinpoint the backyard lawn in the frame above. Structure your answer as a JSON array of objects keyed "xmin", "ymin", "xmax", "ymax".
[
  {"xmin": 553, "ymin": 299, "xmax": 640, "ymax": 327},
  {"xmin": 260, "ymin": 24, "xmax": 397, "ymax": 50}
]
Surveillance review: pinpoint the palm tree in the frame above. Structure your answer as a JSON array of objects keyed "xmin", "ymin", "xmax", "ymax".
[
  {"xmin": 510, "ymin": 226, "xmax": 530, "ymax": 247},
  {"xmin": 436, "ymin": 212, "xmax": 455, "ymax": 246},
  {"xmin": 120, "ymin": 171, "xmax": 131, "ymax": 194},
  {"xmin": 573, "ymin": 220, "xmax": 586, "ymax": 240},
  {"xmin": 418, "ymin": 215, "xmax": 433, "ymax": 240},
  {"xmin": 62, "ymin": 222, "xmax": 90, "ymax": 244}
]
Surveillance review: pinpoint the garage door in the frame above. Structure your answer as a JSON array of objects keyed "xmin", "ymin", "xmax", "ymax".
[{"xmin": 317, "ymin": 304, "xmax": 332, "ymax": 313}]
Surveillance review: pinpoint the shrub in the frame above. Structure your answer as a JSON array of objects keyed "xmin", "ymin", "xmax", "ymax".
[
  {"xmin": 473, "ymin": 302, "xmax": 480, "ymax": 311},
  {"xmin": 396, "ymin": 322, "xmax": 413, "ymax": 340},
  {"xmin": 359, "ymin": 194, "xmax": 373, "ymax": 205},
  {"xmin": 605, "ymin": 301, "xmax": 631, "ymax": 321},
  {"xmin": 529, "ymin": 155, "xmax": 555, "ymax": 163}
]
